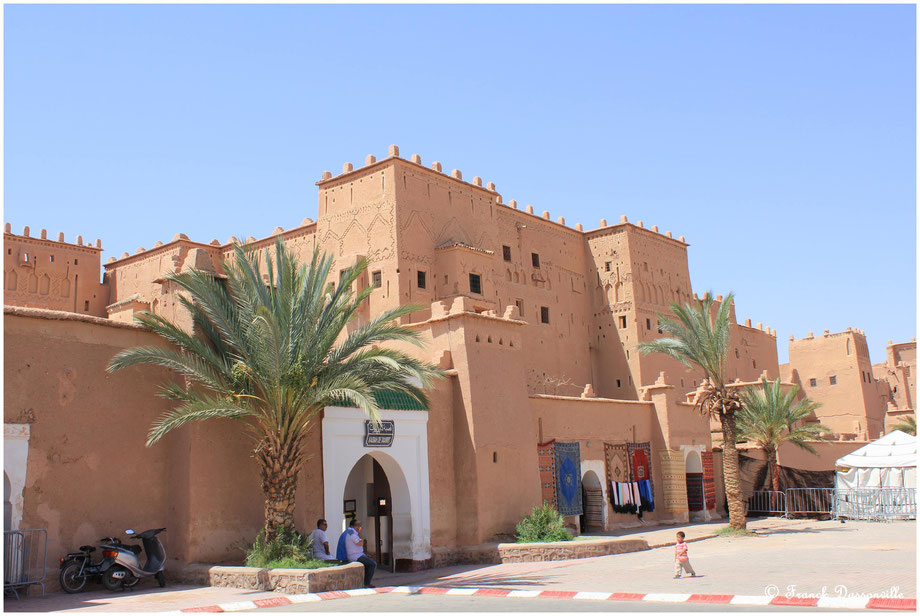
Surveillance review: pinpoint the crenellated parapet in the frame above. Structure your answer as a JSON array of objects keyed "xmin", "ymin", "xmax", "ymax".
[{"xmin": 5, "ymin": 223, "xmax": 103, "ymax": 251}]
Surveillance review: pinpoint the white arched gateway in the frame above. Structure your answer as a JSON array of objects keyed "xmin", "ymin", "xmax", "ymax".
[{"xmin": 322, "ymin": 402, "xmax": 430, "ymax": 570}]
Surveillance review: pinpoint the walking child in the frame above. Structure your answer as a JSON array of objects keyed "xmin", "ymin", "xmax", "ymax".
[{"xmin": 673, "ymin": 531, "xmax": 696, "ymax": 578}]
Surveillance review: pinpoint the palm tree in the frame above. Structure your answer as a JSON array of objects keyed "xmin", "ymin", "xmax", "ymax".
[
  {"xmin": 738, "ymin": 378, "xmax": 828, "ymax": 493},
  {"xmin": 638, "ymin": 292, "xmax": 747, "ymax": 529},
  {"xmin": 109, "ymin": 238, "xmax": 442, "ymax": 537},
  {"xmin": 889, "ymin": 415, "xmax": 916, "ymax": 436}
]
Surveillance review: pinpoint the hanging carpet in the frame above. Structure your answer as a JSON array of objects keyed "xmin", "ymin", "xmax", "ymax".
[
  {"xmin": 701, "ymin": 451, "xmax": 716, "ymax": 510},
  {"xmin": 628, "ymin": 441, "xmax": 654, "ymax": 492},
  {"xmin": 583, "ymin": 487, "xmax": 604, "ymax": 529},
  {"xmin": 537, "ymin": 440, "xmax": 557, "ymax": 508},
  {"xmin": 659, "ymin": 449, "xmax": 689, "ymax": 512},
  {"xmin": 554, "ymin": 442, "xmax": 583, "ymax": 516},
  {"xmin": 686, "ymin": 472, "xmax": 704, "ymax": 511},
  {"xmin": 605, "ymin": 442, "xmax": 630, "ymax": 484}
]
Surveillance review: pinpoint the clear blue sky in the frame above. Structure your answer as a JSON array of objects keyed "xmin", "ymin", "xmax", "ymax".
[{"xmin": 5, "ymin": 4, "xmax": 915, "ymax": 364}]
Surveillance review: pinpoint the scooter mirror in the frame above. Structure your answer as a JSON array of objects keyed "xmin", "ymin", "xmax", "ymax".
[{"xmin": 125, "ymin": 529, "xmax": 135, "ymax": 535}]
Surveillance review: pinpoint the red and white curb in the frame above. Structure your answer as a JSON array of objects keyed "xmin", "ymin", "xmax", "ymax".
[{"xmin": 175, "ymin": 586, "xmax": 917, "ymax": 612}]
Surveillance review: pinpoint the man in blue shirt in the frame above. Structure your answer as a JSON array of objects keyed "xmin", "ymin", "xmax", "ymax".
[{"xmin": 341, "ymin": 519, "xmax": 376, "ymax": 588}]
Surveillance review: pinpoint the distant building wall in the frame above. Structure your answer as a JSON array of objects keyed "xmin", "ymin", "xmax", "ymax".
[
  {"xmin": 4, "ymin": 226, "xmax": 109, "ymax": 316},
  {"xmin": 781, "ymin": 329, "xmax": 887, "ymax": 440}
]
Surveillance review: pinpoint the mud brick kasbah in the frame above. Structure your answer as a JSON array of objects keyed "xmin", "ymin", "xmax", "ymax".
[{"xmin": 4, "ymin": 145, "xmax": 915, "ymax": 572}]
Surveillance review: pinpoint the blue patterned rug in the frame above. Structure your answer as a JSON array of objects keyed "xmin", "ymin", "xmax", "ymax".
[{"xmin": 554, "ymin": 441, "xmax": 582, "ymax": 516}]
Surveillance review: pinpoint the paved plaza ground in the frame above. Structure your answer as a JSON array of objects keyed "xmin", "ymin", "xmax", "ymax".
[
  {"xmin": 4, "ymin": 518, "xmax": 914, "ymax": 612},
  {"xmin": 376, "ymin": 518, "xmax": 916, "ymax": 598}
]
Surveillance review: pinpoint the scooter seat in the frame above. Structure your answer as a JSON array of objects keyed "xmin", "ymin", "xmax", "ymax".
[
  {"xmin": 126, "ymin": 545, "xmax": 142, "ymax": 555},
  {"xmin": 79, "ymin": 546, "xmax": 95, "ymax": 553}
]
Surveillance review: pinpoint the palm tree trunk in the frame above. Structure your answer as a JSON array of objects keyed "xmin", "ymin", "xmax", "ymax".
[
  {"xmin": 768, "ymin": 448, "xmax": 780, "ymax": 493},
  {"xmin": 720, "ymin": 411, "xmax": 747, "ymax": 529},
  {"xmin": 256, "ymin": 435, "xmax": 300, "ymax": 538}
]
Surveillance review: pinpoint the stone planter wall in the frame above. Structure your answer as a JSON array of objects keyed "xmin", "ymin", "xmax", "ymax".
[
  {"xmin": 431, "ymin": 544, "xmax": 502, "ymax": 568},
  {"xmin": 497, "ymin": 538, "xmax": 649, "ymax": 563},
  {"xmin": 171, "ymin": 561, "xmax": 364, "ymax": 593},
  {"xmin": 431, "ymin": 537, "xmax": 649, "ymax": 567}
]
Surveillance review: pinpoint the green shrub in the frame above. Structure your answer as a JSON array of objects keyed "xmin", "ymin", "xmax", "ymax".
[
  {"xmin": 245, "ymin": 526, "xmax": 314, "ymax": 568},
  {"xmin": 515, "ymin": 503, "xmax": 573, "ymax": 543}
]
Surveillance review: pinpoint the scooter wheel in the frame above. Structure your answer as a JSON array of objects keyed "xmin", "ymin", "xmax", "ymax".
[
  {"xmin": 102, "ymin": 567, "xmax": 126, "ymax": 592},
  {"xmin": 123, "ymin": 573, "xmax": 139, "ymax": 589},
  {"xmin": 156, "ymin": 571, "xmax": 166, "ymax": 588},
  {"xmin": 59, "ymin": 561, "xmax": 87, "ymax": 594}
]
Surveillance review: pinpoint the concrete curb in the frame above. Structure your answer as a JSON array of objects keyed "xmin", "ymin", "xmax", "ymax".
[{"xmin": 175, "ymin": 585, "xmax": 917, "ymax": 612}]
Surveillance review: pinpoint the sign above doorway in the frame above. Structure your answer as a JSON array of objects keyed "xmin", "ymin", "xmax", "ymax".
[{"xmin": 364, "ymin": 420, "xmax": 395, "ymax": 447}]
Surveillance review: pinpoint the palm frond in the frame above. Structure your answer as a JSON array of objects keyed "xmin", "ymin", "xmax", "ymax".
[
  {"xmin": 110, "ymin": 237, "xmax": 442, "ymax": 455},
  {"xmin": 738, "ymin": 377, "xmax": 830, "ymax": 455}
]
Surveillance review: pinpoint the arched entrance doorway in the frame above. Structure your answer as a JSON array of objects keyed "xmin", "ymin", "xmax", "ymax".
[
  {"xmin": 343, "ymin": 455, "xmax": 395, "ymax": 571},
  {"xmin": 322, "ymin": 407, "xmax": 431, "ymax": 570},
  {"xmin": 580, "ymin": 470, "xmax": 604, "ymax": 532},
  {"xmin": 685, "ymin": 450, "xmax": 705, "ymax": 521}
]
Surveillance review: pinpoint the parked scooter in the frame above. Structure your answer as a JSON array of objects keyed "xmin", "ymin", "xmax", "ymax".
[
  {"xmin": 100, "ymin": 528, "xmax": 167, "ymax": 591},
  {"xmin": 58, "ymin": 536, "xmax": 128, "ymax": 593}
]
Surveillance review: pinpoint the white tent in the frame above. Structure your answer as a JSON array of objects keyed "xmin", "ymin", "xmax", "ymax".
[
  {"xmin": 835, "ymin": 430, "xmax": 917, "ymax": 490},
  {"xmin": 835, "ymin": 430, "xmax": 916, "ymax": 519}
]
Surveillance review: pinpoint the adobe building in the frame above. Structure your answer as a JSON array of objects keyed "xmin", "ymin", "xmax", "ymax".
[
  {"xmin": 4, "ymin": 146, "xmax": 913, "ymax": 573},
  {"xmin": 873, "ymin": 339, "xmax": 917, "ymax": 432},
  {"xmin": 780, "ymin": 329, "xmax": 889, "ymax": 441}
]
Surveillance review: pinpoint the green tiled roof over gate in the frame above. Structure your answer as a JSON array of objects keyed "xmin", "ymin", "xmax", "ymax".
[{"xmin": 372, "ymin": 389, "xmax": 428, "ymax": 410}]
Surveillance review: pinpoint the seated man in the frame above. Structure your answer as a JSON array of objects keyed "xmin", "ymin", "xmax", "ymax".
[
  {"xmin": 343, "ymin": 519, "xmax": 376, "ymax": 588},
  {"xmin": 308, "ymin": 519, "xmax": 337, "ymax": 561}
]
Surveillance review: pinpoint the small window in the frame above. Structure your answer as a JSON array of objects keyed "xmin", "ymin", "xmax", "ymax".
[
  {"xmin": 372, "ymin": 271, "xmax": 382, "ymax": 288},
  {"xmin": 49, "ymin": 255, "xmax": 54, "ymax": 263},
  {"xmin": 515, "ymin": 298, "xmax": 524, "ymax": 317},
  {"xmin": 605, "ymin": 262, "xmax": 611, "ymax": 272},
  {"xmin": 618, "ymin": 315, "xmax": 627, "ymax": 328},
  {"xmin": 657, "ymin": 321, "xmax": 663, "ymax": 334},
  {"xmin": 540, "ymin": 306, "xmax": 550, "ymax": 324},
  {"xmin": 735, "ymin": 348, "xmax": 740, "ymax": 359},
  {"xmin": 83, "ymin": 300, "xmax": 89, "ymax": 311},
  {"xmin": 469, "ymin": 273, "xmax": 482, "ymax": 295},
  {"xmin": 616, "ymin": 379, "xmax": 622, "ymax": 388},
  {"xmin": 417, "ymin": 270, "xmax": 426, "ymax": 289},
  {"xmin": 646, "ymin": 318, "xmax": 651, "ymax": 330},
  {"xmin": 532, "ymin": 252, "xmax": 540, "ymax": 268},
  {"xmin": 6, "ymin": 249, "xmax": 10, "ymax": 255},
  {"xmin": 23, "ymin": 252, "xmax": 29, "ymax": 262},
  {"xmin": 829, "ymin": 376, "xmax": 837, "ymax": 386},
  {"xmin": 894, "ymin": 386, "xmax": 898, "ymax": 394},
  {"xmin": 74, "ymin": 258, "xmax": 78, "ymax": 265},
  {"xmin": 809, "ymin": 378, "xmax": 817, "ymax": 387},
  {"xmin": 502, "ymin": 245, "xmax": 512, "ymax": 261},
  {"xmin": 753, "ymin": 360, "xmax": 757, "ymax": 369}
]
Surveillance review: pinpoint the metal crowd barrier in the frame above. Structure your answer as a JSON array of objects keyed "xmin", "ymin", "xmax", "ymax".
[
  {"xmin": 743, "ymin": 488, "xmax": 917, "ymax": 521},
  {"xmin": 742, "ymin": 490, "xmax": 786, "ymax": 516},
  {"xmin": 834, "ymin": 488, "xmax": 917, "ymax": 521},
  {"xmin": 785, "ymin": 487, "xmax": 836, "ymax": 517},
  {"xmin": 3, "ymin": 529, "xmax": 47, "ymax": 598}
]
